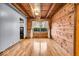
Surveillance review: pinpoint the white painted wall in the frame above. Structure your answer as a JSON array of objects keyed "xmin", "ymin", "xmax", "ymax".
[{"xmin": 0, "ymin": 4, "xmax": 27, "ymax": 52}]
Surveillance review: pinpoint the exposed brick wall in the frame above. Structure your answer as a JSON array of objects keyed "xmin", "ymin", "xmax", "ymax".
[{"xmin": 51, "ymin": 4, "xmax": 75, "ymax": 55}]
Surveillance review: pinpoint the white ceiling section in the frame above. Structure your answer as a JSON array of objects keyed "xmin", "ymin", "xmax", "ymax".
[{"xmin": 29, "ymin": 3, "xmax": 41, "ymax": 19}]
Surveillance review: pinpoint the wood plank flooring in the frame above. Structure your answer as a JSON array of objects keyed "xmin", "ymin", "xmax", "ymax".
[{"xmin": 0, "ymin": 38, "xmax": 71, "ymax": 56}]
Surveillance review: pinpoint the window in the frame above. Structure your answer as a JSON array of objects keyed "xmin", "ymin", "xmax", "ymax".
[{"xmin": 32, "ymin": 21, "xmax": 48, "ymax": 32}]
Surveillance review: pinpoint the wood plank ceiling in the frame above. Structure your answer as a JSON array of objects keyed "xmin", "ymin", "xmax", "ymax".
[
  {"xmin": 11, "ymin": 3, "xmax": 66, "ymax": 19},
  {"xmin": 41, "ymin": 3, "xmax": 52, "ymax": 18}
]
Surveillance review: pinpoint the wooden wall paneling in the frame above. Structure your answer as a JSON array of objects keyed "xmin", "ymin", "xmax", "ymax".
[
  {"xmin": 33, "ymin": 32, "xmax": 48, "ymax": 38},
  {"xmin": 75, "ymin": 4, "xmax": 79, "ymax": 56},
  {"xmin": 27, "ymin": 17, "xmax": 32, "ymax": 38}
]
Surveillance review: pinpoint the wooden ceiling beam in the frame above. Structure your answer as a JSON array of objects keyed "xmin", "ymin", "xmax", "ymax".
[
  {"xmin": 28, "ymin": 3, "xmax": 35, "ymax": 18},
  {"xmin": 49, "ymin": 4, "xmax": 66, "ymax": 18},
  {"xmin": 11, "ymin": 3, "xmax": 28, "ymax": 17},
  {"xmin": 21, "ymin": 3, "xmax": 34, "ymax": 18},
  {"xmin": 17, "ymin": 3, "xmax": 31, "ymax": 17},
  {"xmin": 46, "ymin": 4, "xmax": 56, "ymax": 18},
  {"xmin": 11, "ymin": 3, "xmax": 31, "ymax": 18}
]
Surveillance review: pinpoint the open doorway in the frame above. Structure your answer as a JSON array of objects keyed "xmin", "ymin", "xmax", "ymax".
[{"xmin": 20, "ymin": 18, "xmax": 24, "ymax": 39}]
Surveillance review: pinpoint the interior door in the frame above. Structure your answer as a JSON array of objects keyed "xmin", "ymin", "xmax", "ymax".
[
  {"xmin": 20, "ymin": 27, "xmax": 24, "ymax": 39},
  {"xmin": 20, "ymin": 18, "xmax": 24, "ymax": 39}
]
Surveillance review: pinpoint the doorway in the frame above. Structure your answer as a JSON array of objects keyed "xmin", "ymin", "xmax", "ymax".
[{"xmin": 20, "ymin": 18, "xmax": 24, "ymax": 39}]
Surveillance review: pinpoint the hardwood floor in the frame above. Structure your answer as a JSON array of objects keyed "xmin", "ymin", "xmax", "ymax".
[{"xmin": 0, "ymin": 38, "xmax": 71, "ymax": 56}]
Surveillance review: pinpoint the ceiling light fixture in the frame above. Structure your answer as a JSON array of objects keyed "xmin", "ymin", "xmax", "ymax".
[{"xmin": 33, "ymin": 4, "xmax": 41, "ymax": 18}]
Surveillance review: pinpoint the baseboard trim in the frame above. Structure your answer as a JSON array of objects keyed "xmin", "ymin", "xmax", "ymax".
[{"xmin": 0, "ymin": 40, "xmax": 22, "ymax": 55}]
